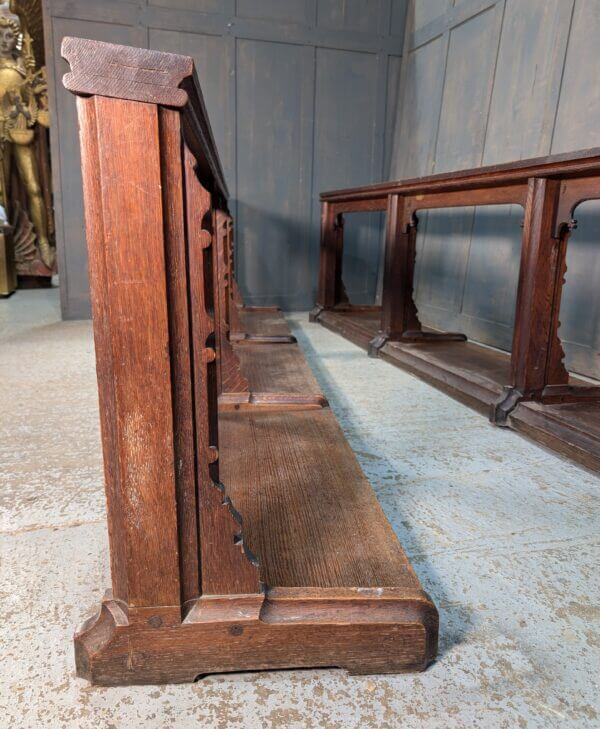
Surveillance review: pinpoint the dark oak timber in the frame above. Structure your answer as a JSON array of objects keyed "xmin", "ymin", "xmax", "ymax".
[
  {"xmin": 313, "ymin": 148, "xmax": 600, "ymax": 470},
  {"xmin": 209, "ymin": 206, "xmax": 318, "ymax": 412},
  {"xmin": 63, "ymin": 37, "xmax": 435, "ymax": 685}
]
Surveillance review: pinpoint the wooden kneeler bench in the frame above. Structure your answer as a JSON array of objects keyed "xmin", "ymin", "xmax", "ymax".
[
  {"xmin": 312, "ymin": 149, "xmax": 600, "ymax": 471},
  {"xmin": 63, "ymin": 38, "xmax": 437, "ymax": 685},
  {"xmin": 210, "ymin": 212, "xmax": 327, "ymax": 411}
]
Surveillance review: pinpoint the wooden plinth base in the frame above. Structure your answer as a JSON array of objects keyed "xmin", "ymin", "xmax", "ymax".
[
  {"xmin": 227, "ymin": 337, "xmax": 327, "ymax": 411},
  {"xmin": 369, "ymin": 331, "xmax": 467, "ymax": 357},
  {"xmin": 231, "ymin": 333, "xmax": 297, "ymax": 344},
  {"xmin": 318, "ymin": 308, "xmax": 382, "ymax": 350},
  {"xmin": 76, "ymin": 406, "xmax": 437, "ymax": 685},
  {"xmin": 75, "ymin": 587, "xmax": 437, "ymax": 685},
  {"xmin": 237, "ymin": 308, "xmax": 293, "ymax": 339},
  {"xmin": 219, "ymin": 391, "xmax": 327, "ymax": 411},
  {"xmin": 510, "ymin": 400, "xmax": 600, "ymax": 473},
  {"xmin": 316, "ymin": 308, "xmax": 600, "ymax": 471}
]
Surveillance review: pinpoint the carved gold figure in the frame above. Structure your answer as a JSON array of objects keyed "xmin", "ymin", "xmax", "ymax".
[{"xmin": 0, "ymin": 2, "xmax": 53, "ymax": 269}]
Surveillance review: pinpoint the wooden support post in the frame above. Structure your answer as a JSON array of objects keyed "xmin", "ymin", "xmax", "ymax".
[
  {"xmin": 368, "ymin": 195, "xmax": 466, "ymax": 356},
  {"xmin": 183, "ymin": 149, "xmax": 260, "ymax": 595},
  {"xmin": 310, "ymin": 202, "xmax": 346, "ymax": 321},
  {"xmin": 492, "ymin": 178, "xmax": 570, "ymax": 422},
  {"xmin": 76, "ymin": 94, "xmax": 183, "ymax": 613}
]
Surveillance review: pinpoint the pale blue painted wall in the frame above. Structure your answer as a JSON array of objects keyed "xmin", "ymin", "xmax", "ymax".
[
  {"xmin": 390, "ymin": 0, "xmax": 600, "ymax": 378},
  {"xmin": 44, "ymin": 0, "xmax": 407, "ymax": 317}
]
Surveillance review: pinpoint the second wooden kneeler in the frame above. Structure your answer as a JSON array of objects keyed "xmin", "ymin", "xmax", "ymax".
[
  {"xmin": 211, "ymin": 209, "xmax": 327, "ymax": 411},
  {"xmin": 63, "ymin": 37, "xmax": 437, "ymax": 685}
]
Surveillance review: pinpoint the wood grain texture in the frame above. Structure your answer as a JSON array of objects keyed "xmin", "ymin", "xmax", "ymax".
[
  {"xmin": 184, "ymin": 145, "xmax": 260, "ymax": 596},
  {"xmin": 236, "ymin": 308, "xmax": 295, "ymax": 338},
  {"xmin": 510, "ymin": 178, "xmax": 568, "ymax": 394},
  {"xmin": 322, "ymin": 147, "xmax": 600, "ymax": 202},
  {"xmin": 220, "ymin": 409, "xmax": 420, "ymax": 588},
  {"xmin": 62, "ymin": 36, "xmax": 192, "ymax": 106},
  {"xmin": 78, "ymin": 95, "xmax": 181, "ymax": 608},
  {"xmin": 159, "ymin": 107, "xmax": 199, "ymax": 605},
  {"xmin": 378, "ymin": 194, "xmax": 422, "ymax": 342},
  {"xmin": 315, "ymin": 145, "xmax": 600, "ymax": 469},
  {"xmin": 67, "ymin": 36, "xmax": 436, "ymax": 685},
  {"xmin": 510, "ymin": 400, "xmax": 600, "ymax": 473},
  {"xmin": 318, "ymin": 309, "xmax": 381, "ymax": 351},
  {"xmin": 212, "ymin": 207, "xmax": 250, "ymax": 397},
  {"xmin": 75, "ymin": 589, "xmax": 437, "ymax": 685},
  {"xmin": 320, "ymin": 307, "xmax": 600, "ymax": 470}
]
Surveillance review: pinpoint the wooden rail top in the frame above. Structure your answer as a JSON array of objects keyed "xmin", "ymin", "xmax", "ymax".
[
  {"xmin": 321, "ymin": 147, "xmax": 600, "ymax": 203},
  {"xmin": 61, "ymin": 36, "xmax": 229, "ymax": 201}
]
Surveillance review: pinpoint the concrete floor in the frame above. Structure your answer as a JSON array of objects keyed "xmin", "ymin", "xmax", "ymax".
[{"xmin": 1, "ymin": 288, "xmax": 599, "ymax": 728}]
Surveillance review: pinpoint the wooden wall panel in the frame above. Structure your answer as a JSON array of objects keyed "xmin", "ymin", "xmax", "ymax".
[
  {"xmin": 413, "ymin": 6, "xmax": 502, "ymax": 331},
  {"xmin": 313, "ymin": 47, "xmax": 382, "ymax": 303},
  {"xmin": 148, "ymin": 29, "xmax": 233, "ymax": 183},
  {"xmin": 434, "ymin": 5, "xmax": 500, "ymax": 173},
  {"xmin": 411, "ymin": 0, "xmax": 450, "ymax": 31},
  {"xmin": 482, "ymin": 0, "xmax": 572, "ymax": 165},
  {"xmin": 550, "ymin": 1, "xmax": 600, "ymax": 377},
  {"xmin": 318, "ymin": 0, "xmax": 385, "ymax": 33},
  {"xmin": 44, "ymin": 0, "xmax": 407, "ymax": 316},
  {"xmin": 390, "ymin": 0, "xmax": 409, "ymax": 38},
  {"xmin": 235, "ymin": 39, "xmax": 312, "ymax": 308},
  {"xmin": 391, "ymin": 0, "xmax": 600, "ymax": 379},
  {"xmin": 44, "ymin": 11, "xmax": 146, "ymax": 319},
  {"xmin": 392, "ymin": 36, "xmax": 446, "ymax": 178},
  {"xmin": 148, "ymin": 0, "xmax": 226, "ymax": 11},
  {"xmin": 552, "ymin": 0, "xmax": 600, "ymax": 154},
  {"xmin": 237, "ymin": 0, "xmax": 307, "ymax": 24}
]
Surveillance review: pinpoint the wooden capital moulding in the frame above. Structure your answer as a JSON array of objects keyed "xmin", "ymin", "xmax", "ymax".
[{"xmin": 62, "ymin": 37, "xmax": 437, "ymax": 685}]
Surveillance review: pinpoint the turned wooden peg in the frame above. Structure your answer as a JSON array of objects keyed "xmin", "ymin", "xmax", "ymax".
[
  {"xmin": 198, "ymin": 230, "xmax": 212, "ymax": 248},
  {"xmin": 202, "ymin": 347, "xmax": 216, "ymax": 363}
]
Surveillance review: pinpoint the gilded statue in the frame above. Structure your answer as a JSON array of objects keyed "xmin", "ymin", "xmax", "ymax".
[{"xmin": 0, "ymin": 1, "xmax": 54, "ymax": 272}]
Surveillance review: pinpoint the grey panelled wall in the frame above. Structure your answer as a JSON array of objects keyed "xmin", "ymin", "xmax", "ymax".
[
  {"xmin": 42, "ymin": 0, "xmax": 407, "ymax": 318},
  {"xmin": 390, "ymin": 0, "xmax": 600, "ymax": 379}
]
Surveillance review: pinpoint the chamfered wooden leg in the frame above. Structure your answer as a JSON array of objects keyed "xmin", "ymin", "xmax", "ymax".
[
  {"xmin": 311, "ymin": 202, "xmax": 346, "ymax": 321},
  {"xmin": 492, "ymin": 178, "xmax": 568, "ymax": 423}
]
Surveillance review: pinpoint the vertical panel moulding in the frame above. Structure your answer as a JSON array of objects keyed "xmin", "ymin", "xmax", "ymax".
[
  {"xmin": 225, "ymin": 215, "xmax": 244, "ymax": 334},
  {"xmin": 212, "ymin": 205, "xmax": 249, "ymax": 395},
  {"xmin": 91, "ymin": 95, "xmax": 182, "ymax": 609},
  {"xmin": 158, "ymin": 106, "xmax": 200, "ymax": 608},
  {"xmin": 183, "ymin": 145, "xmax": 260, "ymax": 597},
  {"xmin": 76, "ymin": 95, "xmax": 128, "ymax": 603}
]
